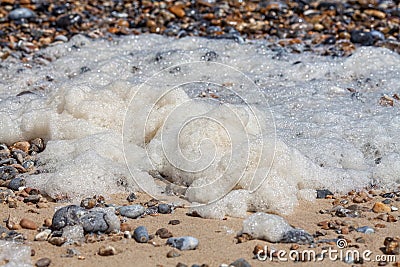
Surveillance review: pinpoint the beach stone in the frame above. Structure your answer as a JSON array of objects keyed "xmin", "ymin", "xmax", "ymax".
[
  {"xmin": 158, "ymin": 203, "xmax": 172, "ymax": 214},
  {"xmin": 98, "ymin": 245, "xmax": 117, "ymax": 256},
  {"xmin": 167, "ymin": 249, "xmax": 181, "ymax": 258},
  {"xmin": 156, "ymin": 228, "xmax": 173, "ymax": 239},
  {"xmin": 7, "ymin": 177, "xmax": 25, "ymax": 191},
  {"xmin": 230, "ymin": 258, "xmax": 251, "ymax": 267},
  {"xmin": 118, "ymin": 204, "xmax": 145, "ymax": 218},
  {"xmin": 35, "ymin": 257, "xmax": 51, "ymax": 267},
  {"xmin": 316, "ymin": 189, "xmax": 333, "ymax": 199},
  {"xmin": 126, "ymin": 192, "xmax": 136, "ymax": 202},
  {"xmin": 169, "ymin": 220, "xmax": 180, "ymax": 225},
  {"xmin": 52, "ymin": 205, "xmax": 86, "ymax": 230},
  {"xmin": 356, "ymin": 226, "xmax": 375, "ymax": 234},
  {"xmin": 351, "ymin": 30, "xmax": 374, "ymax": 46},
  {"xmin": 384, "ymin": 237, "xmax": 400, "ymax": 255},
  {"xmin": 56, "ymin": 14, "xmax": 82, "ymax": 28},
  {"xmin": 373, "ymin": 202, "xmax": 391, "ymax": 213},
  {"xmin": 81, "ymin": 208, "xmax": 120, "ymax": 233},
  {"xmin": 20, "ymin": 218, "xmax": 37, "ymax": 230},
  {"xmin": 9, "ymin": 8, "xmax": 36, "ymax": 20},
  {"xmin": 281, "ymin": 229, "xmax": 314, "ymax": 244},
  {"xmin": 48, "ymin": 236, "xmax": 67, "ymax": 246},
  {"xmin": 167, "ymin": 236, "xmax": 199, "ymax": 250},
  {"xmin": 35, "ymin": 229, "xmax": 52, "ymax": 241}
]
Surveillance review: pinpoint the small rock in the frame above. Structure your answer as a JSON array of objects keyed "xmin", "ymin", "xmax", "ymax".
[
  {"xmin": 24, "ymin": 194, "xmax": 41, "ymax": 204},
  {"xmin": 391, "ymin": 206, "xmax": 398, "ymax": 212},
  {"xmin": 158, "ymin": 203, "xmax": 172, "ymax": 214},
  {"xmin": 373, "ymin": 202, "xmax": 391, "ymax": 213},
  {"xmin": 356, "ymin": 226, "xmax": 374, "ymax": 234},
  {"xmin": 126, "ymin": 192, "xmax": 136, "ymax": 202},
  {"xmin": 387, "ymin": 215, "xmax": 398, "ymax": 222},
  {"xmin": 44, "ymin": 218, "xmax": 52, "ymax": 227},
  {"xmin": 35, "ymin": 257, "xmax": 51, "ymax": 267},
  {"xmin": 169, "ymin": 5, "xmax": 185, "ymax": 18},
  {"xmin": 156, "ymin": 228, "xmax": 173, "ymax": 239},
  {"xmin": 169, "ymin": 220, "xmax": 180, "ymax": 225},
  {"xmin": 382, "ymin": 199, "xmax": 392, "ymax": 204},
  {"xmin": 9, "ymin": 8, "xmax": 36, "ymax": 20},
  {"xmin": 355, "ymin": 237, "xmax": 365, "ymax": 243},
  {"xmin": 230, "ymin": 258, "xmax": 251, "ymax": 267},
  {"xmin": 35, "ymin": 229, "xmax": 52, "ymax": 241},
  {"xmin": 98, "ymin": 245, "xmax": 117, "ymax": 256},
  {"xmin": 56, "ymin": 13, "xmax": 82, "ymax": 28},
  {"xmin": 167, "ymin": 236, "xmax": 199, "ymax": 250},
  {"xmin": 20, "ymin": 218, "xmax": 38, "ymax": 230},
  {"xmin": 120, "ymin": 222, "xmax": 133, "ymax": 232},
  {"xmin": 167, "ymin": 249, "xmax": 181, "ymax": 258},
  {"xmin": 133, "ymin": 226, "xmax": 149, "ymax": 243},
  {"xmin": 316, "ymin": 189, "xmax": 333, "ymax": 199},
  {"xmin": 48, "ymin": 236, "xmax": 67, "ymax": 246},
  {"xmin": 384, "ymin": 237, "xmax": 400, "ymax": 255},
  {"xmin": 351, "ymin": 30, "xmax": 374, "ymax": 46},
  {"xmin": 281, "ymin": 229, "xmax": 314, "ymax": 244},
  {"xmin": 118, "ymin": 204, "xmax": 145, "ymax": 219},
  {"xmin": 8, "ymin": 177, "xmax": 25, "ymax": 191}
]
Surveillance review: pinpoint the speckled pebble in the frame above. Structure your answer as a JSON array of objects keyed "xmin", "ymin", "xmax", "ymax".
[{"xmin": 35, "ymin": 257, "xmax": 51, "ymax": 267}]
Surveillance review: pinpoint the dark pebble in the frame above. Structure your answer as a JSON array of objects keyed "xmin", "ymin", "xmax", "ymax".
[
  {"xmin": 281, "ymin": 229, "xmax": 314, "ymax": 244},
  {"xmin": 156, "ymin": 228, "xmax": 173, "ymax": 239},
  {"xmin": 382, "ymin": 199, "xmax": 392, "ymax": 204},
  {"xmin": 9, "ymin": 8, "xmax": 36, "ymax": 21},
  {"xmin": 126, "ymin": 192, "xmax": 136, "ymax": 202},
  {"xmin": 230, "ymin": 258, "xmax": 252, "ymax": 267},
  {"xmin": 316, "ymin": 189, "xmax": 333, "ymax": 199},
  {"xmin": 381, "ymin": 192, "xmax": 395, "ymax": 198},
  {"xmin": 158, "ymin": 203, "xmax": 172, "ymax": 214},
  {"xmin": 51, "ymin": 205, "xmax": 85, "ymax": 230},
  {"xmin": 24, "ymin": 194, "xmax": 41, "ymax": 204},
  {"xmin": 201, "ymin": 51, "xmax": 218, "ymax": 61},
  {"xmin": 0, "ymin": 166, "xmax": 18, "ymax": 181},
  {"xmin": 56, "ymin": 14, "xmax": 82, "ymax": 28},
  {"xmin": 350, "ymin": 30, "xmax": 374, "ymax": 46},
  {"xmin": 8, "ymin": 177, "xmax": 25, "ymax": 191},
  {"xmin": 176, "ymin": 263, "xmax": 188, "ymax": 267},
  {"xmin": 35, "ymin": 257, "xmax": 51, "ymax": 267},
  {"xmin": 133, "ymin": 226, "xmax": 149, "ymax": 243},
  {"xmin": 169, "ymin": 220, "xmax": 180, "ymax": 225}
]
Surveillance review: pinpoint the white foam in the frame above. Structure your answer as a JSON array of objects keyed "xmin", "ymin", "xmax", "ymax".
[{"xmin": 0, "ymin": 34, "xmax": 399, "ymax": 217}]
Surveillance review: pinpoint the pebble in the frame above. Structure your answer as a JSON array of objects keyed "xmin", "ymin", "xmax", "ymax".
[
  {"xmin": 373, "ymin": 202, "xmax": 392, "ymax": 213},
  {"xmin": 8, "ymin": 8, "xmax": 36, "ymax": 20},
  {"xmin": 56, "ymin": 13, "xmax": 83, "ymax": 28},
  {"xmin": 169, "ymin": 220, "xmax": 181, "ymax": 225},
  {"xmin": 156, "ymin": 228, "xmax": 173, "ymax": 239},
  {"xmin": 24, "ymin": 194, "xmax": 41, "ymax": 204},
  {"xmin": 230, "ymin": 258, "xmax": 251, "ymax": 267},
  {"xmin": 391, "ymin": 206, "xmax": 398, "ymax": 212},
  {"xmin": 48, "ymin": 236, "xmax": 67, "ymax": 246},
  {"xmin": 118, "ymin": 204, "xmax": 145, "ymax": 219},
  {"xmin": 133, "ymin": 226, "xmax": 149, "ymax": 243},
  {"xmin": 167, "ymin": 249, "xmax": 181, "ymax": 258},
  {"xmin": 167, "ymin": 236, "xmax": 199, "ymax": 250},
  {"xmin": 126, "ymin": 192, "xmax": 137, "ymax": 202},
  {"xmin": 316, "ymin": 189, "xmax": 333, "ymax": 199},
  {"xmin": 35, "ymin": 229, "xmax": 52, "ymax": 241},
  {"xmin": 98, "ymin": 245, "xmax": 117, "ymax": 256},
  {"xmin": 51, "ymin": 205, "xmax": 85, "ymax": 230},
  {"xmin": 20, "ymin": 218, "xmax": 38, "ymax": 230},
  {"xmin": 350, "ymin": 30, "xmax": 374, "ymax": 46},
  {"xmin": 384, "ymin": 237, "xmax": 400, "ymax": 255},
  {"xmin": 382, "ymin": 199, "xmax": 392, "ymax": 204},
  {"xmin": 7, "ymin": 177, "xmax": 25, "ymax": 191},
  {"xmin": 80, "ymin": 208, "xmax": 120, "ymax": 233},
  {"xmin": 158, "ymin": 203, "xmax": 172, "ymax": 214},
  {"xmin": 281, "ymin": 229, "xmax": 314, "ymax": 244},
  {"xmin": 356, "ymin": 226, "xmax": 375, "ymax": 234},
  {"xmin": 35, "ymin": 257, "xmax": 51, "ymax": 267}
]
